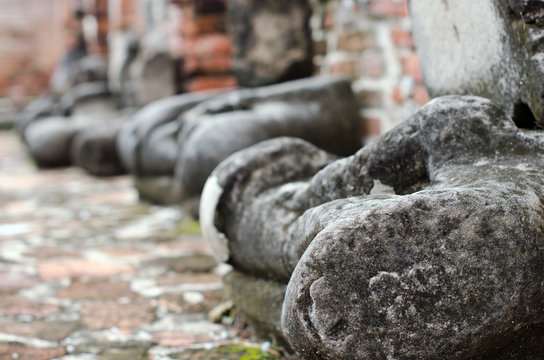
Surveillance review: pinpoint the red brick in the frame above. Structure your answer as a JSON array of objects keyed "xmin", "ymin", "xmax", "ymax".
[
  {"xmin": 0, "ymin": 0, "xmax": 65, "ymax": 98},
  {"xmin": 181, "ymin": 20, "xmax": 199, "ymax": 37},
  {"xmin": 197, "ymin": 54, "xmax": 232, "ymax": 73},
  {"xmin": 401, "ymin": 53, "xmax": 424, "ymax": 83},
  {"xmin": 391, "ymin": 84, "xmax": 404, "ymax": 104},
  {"xmin": 184, "ymin": 54, "xmax": 232, "ymax": 74},
  {"xmin": 194, "ymin": 14, "xmax": 227, "ymax": 34},
  {"xmin": 180, "ymin": 4, "xmax": 197, "ymax": 37},
  {"xmin": 0, "ymin": 343, "xmax": 66, "ymax": 360},
  {"xmin": 390, "ymin": 26, "xmax": 415, "ymax": 48},
  {"xmin": 337, "ymin": 31, "xmax": 376, "ymax": 52},
  {"xmin": 324, "ymin": 9, "xmax": 335, "ymax": 29},
  {"xmin": 171, "ymin": 36, "xmax": 185, "ymax": 58},
  {"xmin": 362, "ymin": 116, "xmax": 382, "ymax": 137},
  {"xmin": 184, "ymin": 55, "xmax": 200, "ymax": 74},
  {"xmin": 412, "ymin": 84, "xmax": 430, "ymax": 106},
  {"xmin": 80, "ymin": 301, "xmax": 155, "ymax": 330},
  {"xmin": 369, "ymin": 0, "xmax": 409, "ymax": 18},
  {"xmin": 186, "ymin": 75, "xmax": 237, "ymax": 92},
  {"xmin": 189, "ymin": 34, "xmax": 231, "ymax": 57},
  {"xmin": 330, "ymin": 60, "xmax": 360, "ymax": 80},
  {"xmin": 361, "ymin": 51, "xmax": 384, "ymax": 78}
]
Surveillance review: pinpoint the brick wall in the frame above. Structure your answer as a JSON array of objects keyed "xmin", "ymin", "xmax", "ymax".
[
  {"xmin": 170, "ymin": 0, "xmax": 237, "ymax": 92},
  {"xmin": 0, "ymin": 0, "xmax": 426, "ymax": 131},
  {"xmin": 311, "ymin": 0, "xmax": 429, "ymax": 140},
  {"xmin": 0, "ymin": 0, "xmax": 68, "ymax": 104}
]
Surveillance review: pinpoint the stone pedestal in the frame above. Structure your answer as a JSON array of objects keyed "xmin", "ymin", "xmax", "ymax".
[{"xmin": 223, "ymin": 270, "xmax": 288, "ymax": 346}]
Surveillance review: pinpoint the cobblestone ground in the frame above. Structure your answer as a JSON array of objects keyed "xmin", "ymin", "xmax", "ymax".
[{"xmin": 0, "ymin": 130, "xmax": 292, "ymax": 360}]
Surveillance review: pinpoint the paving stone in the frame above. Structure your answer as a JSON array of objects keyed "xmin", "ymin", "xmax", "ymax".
[
  {"xmin": 0, "ymin": 320, "xmax": 80, "ymax": 341},
  {"xmin": 152, "ymin": 332, "xmax": 213, "ymax": 347},
  {"xmin": 0, "ymin": 131, "xmax": 297, "ymax": 359},
  {"xmin": 158, "ymin": 289, "xmax": 224, "ymax": 314},
  {"xmin": 145, "ymin": 254, "xmax": 217, "ymax": 273},
  {"xmin": 24, "ymin": 247, "xmax": 80, "ymax": 260},
  {"xmin": 38, "ymin": 259, "xmax": 135, "ymax": 280},
  {"xmin": 61, "ymin": 328, "xmax": 153, "ymax": 355},
  {"xmin": 0, "ymin": 342, "xmax": 66, "ymax": 360},
  {"xmin": 156, "ymin": 238, "xmax": 211, "ymax": 253},
  {"xmin": 79, "ymin": 301, "xmax": 155, "ymax": 330},
  {"xmin": 1, "ymin": 200, "xmax": 37, "ymax": 217},
  {"xmin": 0, "ymin": 295, "xmax": 60, "ymax": 319},
  {"xmin": 97, "ymin": 346, "xmax": 148, "ymax": 360},
  {"xmin": 98, "ymin": 248, "xmax": 147, "ymax": 258},
  {"xmin": 0, "ymin": 270, "xmax": 38, "ymax": 293},
  {"xmin": 155, "ymin": 273, "xmax": 221, "ymax": 286},
  {"xmin": 58, "ymin": 279, "xmax": 137, "ymax": 300}
]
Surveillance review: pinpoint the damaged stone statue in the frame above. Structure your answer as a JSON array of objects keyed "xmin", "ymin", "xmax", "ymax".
[
  {"xmin": 200, "ymin": 0, "xmax": 544, "ymax": 358},
  {"xmin": 117, "ymin": 76, "xmax": 362, "ymax": 210},
  {"xmin": 202, "ymin": 95, "xmax": 544, "ymax": 359}
]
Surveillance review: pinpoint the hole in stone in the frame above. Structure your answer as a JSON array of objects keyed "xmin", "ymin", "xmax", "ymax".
[{"xmin": 512, "ymin": 101, "xmax": 538, "ymax": 129}]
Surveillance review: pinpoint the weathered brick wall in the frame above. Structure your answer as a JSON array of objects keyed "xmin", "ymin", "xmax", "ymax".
[
  {"xmin": 107, "ymin": 0, "xmax": 236, "ymax": 93},
  {"xmin": 170, "ymin": 0, "xmax": 237, "ymax": 92},
  {"xmin": 0, "ymin": 0, "xmax": 69, "ymax": 104},
  {"xmin": 172, "ymin": 0, "xmax": 236, "ymax": 91},
  {"xmin": 1, "ymin": 0, "xmax": 426, "ymax": 133},
  {"xmin": 311, "ymin": 0, "xmax": 429, "ymax": 139}
]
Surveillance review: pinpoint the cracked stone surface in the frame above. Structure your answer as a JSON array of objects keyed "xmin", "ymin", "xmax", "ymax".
[{"xmin": 0, "ymin": 130, "xmax": 291, "ymax": 360}]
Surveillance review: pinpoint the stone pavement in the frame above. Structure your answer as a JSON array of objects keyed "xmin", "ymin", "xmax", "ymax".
[{"xmin": 0, "ymin": 130, "xmax": 294, "ymax": 360}]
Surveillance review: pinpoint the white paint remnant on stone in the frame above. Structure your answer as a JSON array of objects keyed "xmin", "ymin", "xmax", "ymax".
[
  {"xmin": 370, "ymin": 180, "xmax": 396, "ymax": 195},
  {"xmin": 199, "ymin": 176, "xmax": 230, "ymax": 263}
]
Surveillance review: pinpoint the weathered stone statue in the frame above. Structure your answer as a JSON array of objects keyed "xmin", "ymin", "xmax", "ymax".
[
  {"xmin": 411, "ymin": 0, "xmax": 544, "ymax": 128},
  {"xmin": 200, "ymin": 1, "xmax": 544, "ymax": 357},
  {"xmin": 172, "ymin": 76, "xmax": 362, "ymax": 205},
  {"xmin": 19, "ymin": 81, "xmax": 119, "ymax": 169},
  {"xmin": 109, "ymin": 0, "xmax": 176, "ymax": 107},
  {"xmin": 201, "ymin": 95, "xmax": 544, "ymax": 358},
  {"xmin": 117, "ymin": 76, "xmax": 362, "ymax": 208},
  {"xmin": 116, "ymin": 90, "xmax": 223, "ymax": 203},
  {"xmin": 16, "ymin": 0, "xmax": 177, "ymax": 174}
]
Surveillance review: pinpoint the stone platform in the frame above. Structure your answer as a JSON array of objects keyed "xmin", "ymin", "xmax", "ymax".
[{"xmin": 0, "ymin": 130, "xmax": 292, "ymax": 360}]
